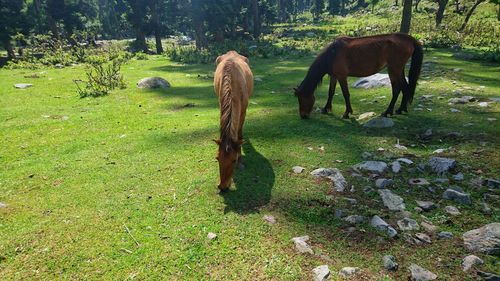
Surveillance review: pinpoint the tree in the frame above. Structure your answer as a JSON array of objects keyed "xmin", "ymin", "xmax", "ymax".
[
  {"xmin": 251, "ymin": 0, "xmax": 261, "ymax": 38},
  {"xmin": 435, "ymin": 0, "xmax": 449, "ymax": 26},
  {"xmin": 459, "ymin": 0, "xmax": 486, "ymax": 31},
  {"xmin": 124, "ymin": 0, "xmax": 149, "ymax": 52},
  {"xmin": 328, "ymin": 0, "xmax": 341, "ymax": 15},
  {"xmin": 0, "ymin": 0, "xmax": 24, "ymax": 59},
  {"xmin": 400, "ymin": 0, "xmax": 413, "ymax": 33},
  {"xmin": 311, "ymin": 0, "xmax": 325, "ymax": 21}
]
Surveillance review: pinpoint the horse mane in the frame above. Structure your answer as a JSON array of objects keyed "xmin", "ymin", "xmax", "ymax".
[
  {"xmin": 219, "ymin": 59, "xmax": 237, "ymax": 152},
  {"xmin": 297, "ymin": 40, "xmax": 339, "ymax": 96}
]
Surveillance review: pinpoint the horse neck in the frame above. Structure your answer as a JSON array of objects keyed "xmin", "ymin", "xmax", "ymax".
[{"xmin": 300, "ymin": 53, "xmax": 329, "ymax": 95}]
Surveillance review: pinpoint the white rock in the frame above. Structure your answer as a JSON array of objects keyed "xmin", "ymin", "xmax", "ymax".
[
  {"xmin": 379, "ymin": 189, "xmax": 406, "ymax": 211},
  {"xmin": 263, "ymin": 215, "xmax": 276, "ymax": 224},
  {"xmin": 357, "ymin": 112, "xmax": 376, "ymax": 121},
  {"xmin": 207, "ymin": 232, "xmax": 217, "ymax": 240},
  {"xmin": 354, "ymin": 161, "xmax": 388, "ymax": 174},
  {"xmin": 14, "ymin": 83, "xmax": 33, "ymax": 89},
  {"xmin": 444, "ymin": 205, "xmax": 461, "ymax": 216},
  {"xmin": 312, "ymin": 265, "xmax": 330, "ymax": 281},
  {"xmin": 397, "ymin": 218, "xmax": 420, "ymax": 231},
  {"xmin": 409, "ymin": 264, "xmax": 437, "ymax": 280},
  {"xmin": 339, "ymin": 267, "xmax": 360, "ymax": 277},
  {"xmin": 462, "ymin": 255, "xmax": 483, "ymax": 272},
  {"xmin": 391, "ymin": 161, "xmax": 401, "ymax": 173},
  {"xmin": 396, "ymin": 158, "xmax": 414, "ymax": 165},
  {"xmin": 291, "ymin": 236, "xmax": 313, "ymax": 254},
  {"xmin": 292, "ymin": 166, "xmax": 305, "ymax": 174}
]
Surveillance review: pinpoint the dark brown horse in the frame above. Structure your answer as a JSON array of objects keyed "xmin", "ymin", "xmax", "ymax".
[
  {"xmin": 294, "ymin": 33, "xmax": 423, "ymax": 119},
  {"xmin": 214, "ymin": 51, "xmax": 253, "ymax": 191}
]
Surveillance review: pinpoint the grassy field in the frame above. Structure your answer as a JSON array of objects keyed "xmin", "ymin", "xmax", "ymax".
[{"xmin": 0, "ymin": 48, "xmax": 499, "ymax": 280}]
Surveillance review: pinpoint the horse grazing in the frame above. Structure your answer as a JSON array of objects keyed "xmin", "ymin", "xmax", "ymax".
[
  {"xmin": 214, "ymin": 51, "xmax": 253, "ymax": 191},
  {"xmin": 294, "ymin": 33, "xmax": 423, "ymax": 119}
]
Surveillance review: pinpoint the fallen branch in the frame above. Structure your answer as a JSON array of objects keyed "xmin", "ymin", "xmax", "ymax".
[{"xmin": 124, "ymin": 224, "xmax": 140, "ymax": 247}]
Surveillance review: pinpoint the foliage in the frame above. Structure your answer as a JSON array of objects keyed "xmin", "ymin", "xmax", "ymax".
[{"xmin": 74, "ymin": 56, "xmax": 126, "ymax": 98}]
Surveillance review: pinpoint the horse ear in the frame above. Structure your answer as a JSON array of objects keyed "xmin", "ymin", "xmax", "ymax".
[
  {"xmin": 213, "ymin": 139, "xmax": 221, "ymax": 145},
  {"xmin": 215, "ymin": 56, "xmax": 223, "ymax": 66},
  {"xmin": 293, "ymin": 87, "xmax": 299, "ymax": 96}
]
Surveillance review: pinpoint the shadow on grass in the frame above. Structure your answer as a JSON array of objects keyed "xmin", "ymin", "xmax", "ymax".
[{"xmin": 221, "ymin": 140, "xmax": 274, "ymax": 214}]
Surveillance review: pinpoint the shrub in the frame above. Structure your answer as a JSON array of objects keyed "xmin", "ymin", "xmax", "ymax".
[{"xmin": 74, "ymin": 57, "xmax": 126, "ymax": 98}]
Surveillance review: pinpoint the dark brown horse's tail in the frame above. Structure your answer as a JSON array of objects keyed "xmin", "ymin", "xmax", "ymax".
[{"xmin": 407, "ymin": 41, "xmax": 423, "ymax": 105}]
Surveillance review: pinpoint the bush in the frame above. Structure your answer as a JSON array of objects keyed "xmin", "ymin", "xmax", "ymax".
[{"xmin": 74, "ymin": 57, "xmax": 126, "ymax": 98}]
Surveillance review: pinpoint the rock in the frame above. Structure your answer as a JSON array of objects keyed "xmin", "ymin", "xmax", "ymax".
[
  {"xmin": 416, "ymin": 200, "xmax": 436, "ymax": 211},
  {"xmin": 409, "ymin": 178, "xmax": 430, "ymax": 186},
  {"xmin": 379, "ymin": 189, "xmax": 406, "ymax": 211},
  {"xmin": 254, "ymin": 76, "xmax": 263, "ymax": 82},
  {"xmin": 478, "ymin": 102, "xmax": 489, "ymax": 107},
  {"xmin": 306, "ymin": 32, "xmax": 315, "ymax": 37},
  {"xmin": 14, "ymin": 83, "xmax": 33, "ymax": 89},
  {"xmin": 371, "ymin": 215, "xmax": 397, "ymax": 238},
  {"xmin": 428, "ymin": 157, "xmax": 456, "ymax": 175},
  {"xmin": 207, "ymin": 232, "xmax": 217, "ymax": 240},
  {"xmin": 448, "ymin": 96, "xmax": 475, "ymax": 104},
  {"xmin": 363, "ymin": 117, "xmax": 395, "ymax": 128},
  {"xmin": 263, "ymin": 215, "xmax": 276, "ymax": 224},
  {"xmin": 391, "ymin": 161, "xmax": 401, "ymax": 173},
  {"xmin": 443, "ymin": 189, "xmax": 471, "ymax": 205},
  {"xmin": 434, "ymin": 178, "xmax": 449, "ymax": 184},
  {"xmin": 335, "ymin": 209, "xmax": 347, "ymax": 218},
  {"xmin": 339, "ymin": 267, "xmax": 360, "ymax": 277},
  {"xmin": 327, "ymin": 169, "xmax": 348, "ymax": 192},
  {"xmin": 480, "ymin": 202, "xmax": 491, "ymax": 214},
  {"xmin": 310, "ymin": 168, "xmax": 335, "ymax": 178},
  {"xmin": 383, "ymin": 255, "xmax": 398, "ymax": 271},
  {"xmin": 292, "ymin": 166, "xmax": 305, "ymax": 174},
  {"xmin": 463, "ymin": 223, "xmax": 500, "ymax": 254},
  {"xmin": 291, "ymin": 236, "xmax": 313, "ymax": 254},
  {"xmin": 445, "ymin": 205, "xmax": 461, "ymax": 216},
  {"xmin": 484, "ymin": 179, "xmax": 500, "ymax": 189},
  {"xmin": 137, "ymin": 77, "xmax": 170, "ymax": 89},
  {"xmin": 438, "ymin": 231, "xmax": 453, "ymax": 239},
  {"xmin": 423, "ymin": 128, "xmax": 433, "ymax": 138},
  {"xmin": 396, "ymin": 211, "xmax": 413, "ymax": 219},
  {"xmin": 462, "ymin": 255, "xmax": 483, "ymax": 272},
  {"xmin": 397, "ymin": 218, "xmax": 420, "ymax": 231},
  {"xmin": 397, "ymin": 158, "xmax": 414, "ymax": 165},
  {"xmin": 361, "ymin": 151, "xmax": 373, "ymax": 159},
  {"xmin": 415, "ymin": 207, "xmax": 423, "ymax": 213},
  {"xmin": 357, "ymin": 112, "xmax": 376, "ymax": 121},
  {"xmin": 450, "ymin": 108, "xmax": 461, "ymax": 113},
  {"xmin": 453, "ymin": 173, "xmax": 464, "ymax": 181},
  {"xmin": 421, "ymin": 221, "xmax": 438, "ymax": 234},
  {"xmin": 344, "ymin": 215, "xmax": 365, "ymax": 225},
  {"xmin": 484, "ymin": 193, "xmax": 500, "ymax": 202},
  {"xmin": 312, "ymin": 265, "xmax": 330, "ymax": 281},
  {"xmin": 55, "ymin": 63, "xmax": 65, "ymax": 68},
  {"xmin": 0, "ymin": 202, "xmax": 6, "ymax": 208},
  {"xmin": 477, "ymin": 271, "xmax": 500, "ymax": 280},
  {"xmin": 354, "ymin": 161, "xmax": 388, "ymax": 174},
  {"xmin": 352, "ymin": 73, "xmax": 391, "ymax": 89},
  {"xmin": 375, "ymin": 178, "xmax": 393, "ymax": 189},
  {"xmin": 433, "ymin": 148, "xmax": 446, "ymax": 154},
  {"xmin": 415, "ymin": 233, "xmax": 432, "ymax": 243},
  {"xmin": 409, "ymin": 264, "xmax": 437, "ymax": 281}
]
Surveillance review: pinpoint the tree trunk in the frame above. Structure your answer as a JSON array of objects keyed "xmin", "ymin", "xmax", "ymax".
[
  {"xmin": 459, "ymin": 0, "xmax": 485, "ymax": 31},
  {"xmin": 252, "ymin": 0, "xmax": 261, "ymax": 38},
  {"xmin": 135, "ymin": 29, "xmax": 148, "ymax": 52},
  {"xmin": 47, "ymin": 14, "xmax": 60, "ymax": 40},
  {"xmin": 395, "ymin": 0, "xmax": 398, "ymax": 6},
  {"xmin": 435, "ymin": 0, "xmax": 449, "ymax": 26},
  {"xmin": 3, "ymin": 38, "xmax": 16, "ymax": 59},
  {"xmin": 151, "ymin": 2, "xmax": 163, "ymax": 54},
  {"xmin": 414, "ymin": 0, "xmax": 421, "ymax": 11},
  {"xmin": 400, "ymin": 0, "xmax": 413, "ymax": 33}
]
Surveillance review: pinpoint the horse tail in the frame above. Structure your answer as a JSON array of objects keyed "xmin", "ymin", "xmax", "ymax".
[
  {"xmin": 220, "ymin": 60, "xmax": 239, "ymax": 144},
  {"xmin": 407, "ymin": 40, "xmax": 423, "ymax": 105}
]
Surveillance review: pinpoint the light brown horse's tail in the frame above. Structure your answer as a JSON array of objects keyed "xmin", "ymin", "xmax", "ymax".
[
  {"xmin": 407, "ymin": 41, "xmax": 423, "ymax": 105},
  {"xmin": 220, "ymin": 60, "xmax": 240, "ymax": 144}
]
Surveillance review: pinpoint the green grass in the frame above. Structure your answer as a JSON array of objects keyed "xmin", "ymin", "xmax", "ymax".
[{"xmin": 1, "ymin": 49, "xmax": 499, "ymax": 280}]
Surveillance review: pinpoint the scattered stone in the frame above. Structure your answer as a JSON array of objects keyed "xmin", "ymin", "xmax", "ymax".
[
  {"xmin": 478, "ymin": 102, "xmax": 489, "ymax": 107},
  {"xmin": 357, "ymin": 112, "xmax": 376, "ymax": 121},
  {"xmin": 448, "ymin": 96, "xmax": 475, "ymax": 104},
  {"xmin": 477, "ymin": 271, "xmax": 500, "ymax": 280},
  {"xmin": 311, "ymin": 168, "xmax": 335, "ymax": 178},
  {"xmin": 429, "ymin": 157, "xmax": 456, "ymax": 175},
  {"xmin": 391, "ymin": 161, "xmax": 401, "ymax": 173},
  {"xmin": 383, "ymin": 255, "xmax": 398, "ymax": 271},
  {"xmin": 450, "ymin": 108, "xmax": 461, "ymax": 113},
  {"xmin": 14, "ymin": 83, "xmax": 33, "ymax": 89},
  {"xmin": 434, "ymin": 178, "xmax": 449, "ymax": 184},
  {"xmin": 452, "ymin": 173, "xmax": 464, "ymax": 181},
  {"xmin": 291, "ymin": 236, "xmax": 313, "ymax": 254},
  {"xmin": 371, "ymin": 215, "xmax": 397, "ymax": 238},
  {"xmin": 363, "ymin": 186, "xmax": 374, "ymax": 194},
  {"xmin": 397, "ymin": 158, "xmax": 414, "ymax": 165},
  {"xmin": 462, "ymin": 255, "xmax": 483, "ymax": 272},
  {"xmin": 55, "ymin": 63, "xmax": 65, "ymax": 68},
  {"xmin": 396, "ymin": 211, "xmax": 413, "ymax": 219},
  {"xmin": 438, "ymin": 231, "xmax": 453, "ymax": 239},
  {"xmin": 444, "ymin": 205, "xmax": 461, "ymax": 216},
  {"xmin": 443, "ymin": 189, "xmax": 471, "ymax": 205},
  {"xmin": 409, "ymin": 178, "xmax": 430, "ymax": 186},
  {"xmin": 292, "ymin": 166, "xmax": 305, "ymax": 174},
  {"xmin": 312, "ymin": 265, "xmax": 330, "ymax": 281},
  {"xmin": 415, "ymin": 233, "xmax": 431, "ymax": 243},
  {"xmin": 263, "ymin": 215, "xmax": 276, "ymax": 224},
  {"xmin": 379, "ymin": 189, "xmax": 406, "ymax": 211},
  {"xmin": 344, "ymin": 197, "xmax": 357, "ymax": 205},
  {"xmin": 354, "ymin": 161, "xmax": 388, "ymax": 174},
  {"xmin": 484, "ymin": 179, "xmax": 500, "ymax": 189},
  {"xmin": 361, "ymin": 151, "xmax": 373, "ymax": 159},
  {"xmin": 335, "ymin": 209, "xmax": 346, "ymax": 218},
  {"xmin": 416, "ymin": 201, "xmax": 436, "ymax": 211},
  {"xmin": 415, "ymin": 207, "xmax": 423, "ymax": 213},
  {"xmin": 484, "ymin": 193, "xmax": 500, "ymax": 202},
  {"xmin": 409, "ymin": 264, "xmax": 437, "ymax": 281},
  {"xmin": 327, "ymin": 169, "xmax": 348, "ymax": 192},
  {"xmin": 0, "ymin": 202, "xmax": 6, "ymax": 208},
  {"xmin": 433, "ymin": 148, "xmax": 446, "ymax": 154},
  {"xmin": 423, "ymin": 128, "xmax": 433, "ymax": 138},
  {"xmin": 207, "ymin": 232, "xmax": 217, "ymax": 240},
  {"xmin": 344, "ymin": 215, "xmax": 365, "ymax": 225},
  {"xmin": 397, "ymin": 218, "xmax": 420, "ymax": 231},
  {"xmin": 352, "ymin": 73, "xmax": 391, "ymax": 89},
  {"xmin": 137, "ymin": 77, "xmax": 171, "ymax": 89},
  {"xmin": 463, "ymin": 223, "xmax": 500, "ymax": 254},
  {"xmin": 479, "ymin": 202, "xmax": 491, "ymax": 214},
  {"xmin": 339, "ymin": 267, "xmax": 360, "ymax": 277},
  {"xmin": 421, "ymin": 221, "xmax": 438, "ymax": 234},
  {"xmin": 363, "ymin": 117, "xmax": 395, "ymax": 128},
  {"xmin": 375, "ymin": 178, "xmax": 393, "ymax": 188}
]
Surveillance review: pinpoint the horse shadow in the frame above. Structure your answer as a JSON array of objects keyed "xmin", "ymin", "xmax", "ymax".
[{"xmin": 221, "ymin": 139, "xmax": 274, "ymax": 214}]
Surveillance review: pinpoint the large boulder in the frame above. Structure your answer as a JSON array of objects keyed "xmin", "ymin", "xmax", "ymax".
[
  {"xmin": 428, "ymin": 157, "xmax": 456, "ymax": 175},
  {"xmin": 352, "ymin": 73, "xmax": 391, "ymax": 89},
  {"xmin": 354, "ymin": 161, "xmax": 388, "ymax": 174},
  {"xmin": 463, "ymin": 223, "xmax": 500, "ymax": 255},
  {"xmin": 137, "ymin": 77, "xmax": 171, "ymax": 89},
  {"xmin": 363, "ymin": 117, "xmax": 395, "ymax": 128}
]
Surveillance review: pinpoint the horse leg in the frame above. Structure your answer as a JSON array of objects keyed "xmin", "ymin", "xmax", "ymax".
[
  {"xmin": 321, "ymin": 76, "xmax": 337, "ymax": 114},
  {"xmin": 383, "ymin": 68, "xmax": 403, "ymax": 117},
  {"xmin": 339, "ymin": 78, "xmax": 353, "ymax": 119},
  {"xmin": 396, "ymin": 72, "xmax": 409, "ymax": 114}
]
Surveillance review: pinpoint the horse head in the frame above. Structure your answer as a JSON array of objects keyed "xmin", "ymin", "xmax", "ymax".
[
  {"xmin": 294, "ymin": 87, "xmax": 315, "ymax": 119},
  {"xmin": 214, "ymin": 139, "xmax": 244, "ymax": 191}
]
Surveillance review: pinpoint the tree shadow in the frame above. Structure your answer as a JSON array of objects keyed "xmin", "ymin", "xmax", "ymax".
[{"xmin": 221, "ymin": 140, "xmax": 275, "ymax": 214}]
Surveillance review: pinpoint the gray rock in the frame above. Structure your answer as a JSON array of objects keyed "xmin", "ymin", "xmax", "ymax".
[
  {"xmin": 310, "ymin": 168, "xmax": 336, "ymax": 178},
  {"xmin": 416, "ymin": 200, "xmax": 436, "ymax": 211},
  {"xmin": 397, "ymin": 218, "xmax": 420, "ymax": 231},
  {"xmin": 444, "ymin": 205, "xmax": 461, "ymax": 216},
  {"xmin": 434, "ymin": 178, "xmax": 449, "ymax": 184},
  {"xmin": 452, "ymin": 172, "xmax": 464, "ymax": 181},
  {"xmin": 291, "ymin": 235, "xmax": 313, "ymax": 254},
  {"xmin": 352, "ymin": 73, "xmax": 391, "ymax": 89},
  {"xmin": 379, "ymin": 189, "xmax": 406, "ymax": 211},
  {"xmin": 312, "ymin": 265, "xmax": 330, "ymax": 281},
  {"xmin": 344, "ymin": 197, "xmax": 357, "ymax": 205},
  {"xmin": 391, "ymin": 161, "xmax": 401, "ymax": 173},
  {"xmin": 14, "ymin": 83, "xmax": 33, "ymax": 89},
  {"xmin": 327, "ymin": 169, "xmax": 348, "ymax": 192},
  {"xmin": 357, "ymin": 112, "xmax": 376, "ymax": 121},
  {"xmin": 335, "ymin": 209, "xmax": 347, "ymax": 218},
  {"xmin": 409, "ymin": 178, "xmax": 430, "ymax": 186},
  {"xmin": 339, "ymin": 267, "xmax": 360, "ymax": 277},
  {"xmin": 463, "ymin": 223, "xmax": 500, "ymax": 255},
  {"xmin": 428, "ymin": 157, "xmax": 456, "ymax": 175},
  {"xmin": 371, "ymin": 215, "xmax": 397, "ymax": 238},
  {"xmin": 263, "ymin": 215, "xmax": 276, "ymax": 224},
  {"xmin": 292, "ymin": 166, "xmax": 305, "ymax": 174},
  {"xmin": 421, "ymin": 221, "xmax": 438, "ymax": 234},
  {"xmin": 355, "ymin": 161, "xmax": 388, "ymax": 174},
  {"xmin": 137, "ymin": 77, "xmax": 171, "ymax": 89},
  {"xmin": 344, "ymin": 215, "xmax": 365, "ymax": 225},
  {"xmin": 207, "ymin": 232, "xmax": 217, "ymax": 240},
  {"xmin": 0, "ymin": 202, "xmax": 6, "ymax": 208},
  {"xmin": 383, "ymin": 255, "xmax": 398, "ymax": 271},
  {"xmin": 480, "ymin": 202, "xmax": 491, "ymax": 214},
  {"xmin": 484, "ymin": 193, "xmax": 500, "ymax": 202},
  {"xmin": 375, "ymin": 178, "xmax": 393, "ymax": 189},
  {"xmin": 438, "ymin": 231, "xmax": 453, "ymax": 239},
  {"xmin": 409, "ymin": 264, "xmax": 437, "ymax": 281},
  {"xmin": 443, "ymin": 189, "xmax": 471, "ymax": 205},
  {"xmin": 396, "ymin": 158, "xmax": 414, "ymax": 165},
  {"xmin": 415, "ymin": 233, "xmax": 432, "ymax": 243},
  {"xmin": 462, "ymin": 255, "xmax": 483, "ymax": 272},
  {"xmin": 477, "ymin": 270, "xmax": 500, "ymax": 280},
  {"xmin": 484, "ymin": 178, "xmax": 500, "ymax": 189},
  {"xmin": 448, "ymin": 96, "xmax": 475, "ymax": 104},
  {"xmin": 363, "ymin": 117, "xmax": 395, "ymax": 128},
  {"xmin": 361, "ymin": 151, "xmax": 373, "ymax": 159}
]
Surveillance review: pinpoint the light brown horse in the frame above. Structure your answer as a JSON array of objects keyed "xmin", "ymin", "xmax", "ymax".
[
  {"xmin": 214, "ymin": 51, "xmax": 253, "ymax": 191},
  {"xmin": 294, "ymin": 33, "xmax": 423, "ymax": 119}
]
